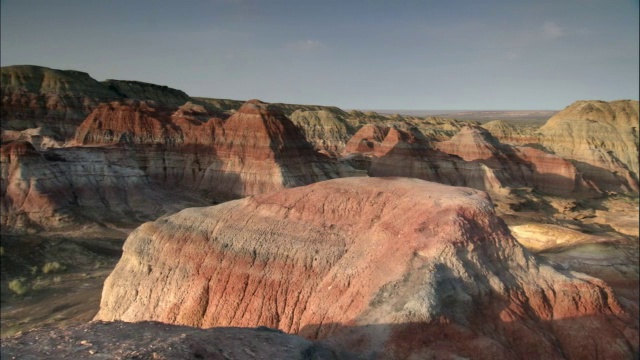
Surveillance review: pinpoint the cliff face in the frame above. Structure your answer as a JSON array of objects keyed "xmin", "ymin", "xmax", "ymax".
[
  {"xmin": 538, "ymin": 100, "xmax": 639, "ymax": 192},
  {"xmin": 95, "ymin": 177, "xmax": 637, "ymax": 359}
]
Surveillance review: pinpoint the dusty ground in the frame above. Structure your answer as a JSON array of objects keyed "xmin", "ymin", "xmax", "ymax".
[{"xmin": 1, "ymin": 321, "xmax": 342, "ymax": 360}]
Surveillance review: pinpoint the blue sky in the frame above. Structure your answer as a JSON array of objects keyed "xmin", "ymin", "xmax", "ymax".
[{"xmin": 1, "ymin": 0, "xmax": 638, "ymax": 109}]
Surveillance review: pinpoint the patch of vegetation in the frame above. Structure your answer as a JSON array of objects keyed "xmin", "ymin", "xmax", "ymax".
[
  {"xmin": 42, "ymin": 261, "xmax": 65, "ymax": 274},
  {"xmin": 0, "ymin": 246, "xmax": 4, "ymax": 256},
  {"xmin": 8, "ymin": 278, "xmax": 30, "ymax": 296}
]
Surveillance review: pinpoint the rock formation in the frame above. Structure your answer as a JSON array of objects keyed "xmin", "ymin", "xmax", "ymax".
[
  {"xmin": 343, "ymin": 124, "xmax": 587, "ymax": 197},
  {"xmin": 537, "ymin": 100, "xmax": 639, "ymax": 192},
  {"xmin": 0, "ymin": 65, "xmax": 121, "ymax": 140},
  {"xmin": 95, "ymin": 177, "xmax": 637, "ymax": 359},
  {"xmin": 73, "ymin": 99, "xmax": 361, "ymax": 200},
  {"xmin": 0, "ymin": 140, "xmax": 202, "ymax": 232},
  {"xmin": 482, "ymin": 119, "xmax": 539, "ymax": 146},
  {"xmin": 288, "ymin": 109, "xmax": 353, "ymax": 155},
  {"xmin": 435, "ymin": 125, "xmax": 587, "ymax": 196}
]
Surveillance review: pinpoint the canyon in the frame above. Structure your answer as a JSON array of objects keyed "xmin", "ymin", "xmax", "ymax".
[{"xmin": 1, "ymin": 65, "xmax": 638, "ymax": 359}]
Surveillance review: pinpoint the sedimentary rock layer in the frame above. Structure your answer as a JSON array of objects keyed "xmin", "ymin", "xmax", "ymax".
[
  {"xmin": 538, "ymin": 100, "xmax": 639, "ymax": 192},
  {"xmin": 96, "ymin": 177, "xmax": 637, "ymax": 359},
  {"xmin": 74, "ymin": 99, "xmax": 361, "ymax": 199},
  {"xmin": 0, "ymin": 65, "xmax": 121, "ymax": 139},
  {"xmin": 0, "ymin": 141, "xmax": 198, "ymax": 231}
]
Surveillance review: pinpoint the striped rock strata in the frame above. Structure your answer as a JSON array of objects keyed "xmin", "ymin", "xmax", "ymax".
[
  {"xmin": 537, "ymin": 100, "xmax": 639, "ymax": 192},
  {"xmin": 96, "ymin": 177, "xmax": 637, "ymax": 359}
]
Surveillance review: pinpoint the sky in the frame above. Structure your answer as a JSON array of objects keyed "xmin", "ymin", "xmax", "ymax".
[{"xmin": 1, "ymin": 0, "xmax": 638, "ymax": 110}]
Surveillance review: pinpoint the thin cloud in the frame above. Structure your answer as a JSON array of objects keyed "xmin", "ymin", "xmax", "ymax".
[
  {"xmin": 542, "ymin": 21, "xmax": 566, "ymax": 39},
  {"xmin": 286, "ymin": 39, "xmax": 326, "ymax": 52}
]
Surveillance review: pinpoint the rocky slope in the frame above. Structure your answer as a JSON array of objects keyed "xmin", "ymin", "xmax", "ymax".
[
  {"xmin": 482, "ymin": 119, "xmax": 540, "ymax": 145},
  {"xmin": 537, "ymin": 100, "xmax": 639, "ymax": 192},
  {"xmin": 95, "ymin": 177, "xmax": 637, "ymax": 359},
  {"xmin": 73, "ymin": 99, "xmax": 361, "ymax": 200},
  {"xmin": 0, "ymin": 321, "xmax": 341, "ymax": 360},
  {"xmin": 289, "ymin": 109, "xmax": 353, "ymax": 155},
  {"xmin": 343, "ymin": 124, "xmax": 587, "ymax": 197},
  {"xmin": 1, "ymin": 65, "xmax": 121, "ymax": 140},
  {"xmin": 0, "ymin": 140, "xmax": 202, "ymax": 232},
  {"xmin": 435, "ymin": 125, "xmax": 588, "ymax": 196},
  {"xmin": 0, "ymin": 65, "xmax": 227, "ymax": 144}
]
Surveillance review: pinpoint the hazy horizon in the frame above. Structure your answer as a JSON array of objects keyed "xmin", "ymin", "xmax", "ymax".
[{"xmin": 1, "ymin": 0, "xmax": 638, "ymax": 110}]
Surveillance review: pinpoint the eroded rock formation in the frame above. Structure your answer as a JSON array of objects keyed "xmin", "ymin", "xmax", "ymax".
[
  {"xmin": 537, "ymin": 100, "xmax": 639, "ymax": 192},
  {"xmin": 0, "ymin": 140, "xmax": 201, "ymax": 231},
  {"xmin": 482, "ymin": 119, "xmax": 539, "ymax": 145},
  {"xmin": 1, "ymin": 65, "xmax": 121, "ymax": 140},
  {"xmin": 435, "ymin": 125, "xmax": 588, "ymax": 196},
  {"xmin": 95, "ymin": 177, "xmax": 638, "ymax": 359},
  {"xmin": 288, "ymin": 109, "xmax": 353, "ymax": 155},
  {"xmin": 73, "ymin": 99, "xmax": 361, "ymax": 200}
]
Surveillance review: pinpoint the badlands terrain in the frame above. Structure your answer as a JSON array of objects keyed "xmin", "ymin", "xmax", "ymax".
[{"xmin": 1, "ymin": 65, "xmax": 638, "ymax": 359}]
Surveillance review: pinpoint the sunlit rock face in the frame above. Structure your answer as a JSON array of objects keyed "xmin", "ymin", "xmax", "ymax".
[
  {"xmin": 537, "ymin": 100, "xmax": 639, "ymax": 192},
  {"xmin": 435, "ymin": 125, "xmax": 589, "ymax": 196},
  {"xmin": 482, "ymin": 119, "xmax": 539, "ymax": 146},
  {"xmin": 96, "ymin": 177, "xmax": 637, "ymax": 359},
  {"xmin": 288, "ymin": 109, "xmax": 353, "ymax": 155},
  {"xmin": 73, "ymin": 99, "xmax": 361, "ymax": 200}
]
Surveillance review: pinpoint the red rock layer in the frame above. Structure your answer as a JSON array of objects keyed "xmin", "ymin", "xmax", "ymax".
[
  {"xmin": 0, "ymin": 140, "xmax": 197, "ymax": 231},
  {"xmin": 435, "ymin": 125, "xmax": 588, "ymax": 196},
  {"xmin": 74, "ymin": 99, "xmax": 361, "ymax": 200},
  {"xmin": 96, "ymin": 177, "xmax": 637, "ymax": 359},
  {"xmin": 343, "ymin": 125, "xmax": 587, "ymax": 196},
  {"xmin": 342, "ymin": 124, "xmax": 390, "ymax": 154}
]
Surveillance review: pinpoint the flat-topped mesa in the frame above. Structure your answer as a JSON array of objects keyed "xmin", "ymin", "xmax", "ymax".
[
  {"xmin": 95, "ymin": 177, "xmax": 637, "ymax": 359},
  {"xmin": 538, "ymin": 100, "xmax": 639, "ymax": 193},
  {"xmin": 101, "ymin": 79, "xmax": 192, "ymax": 108}
]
